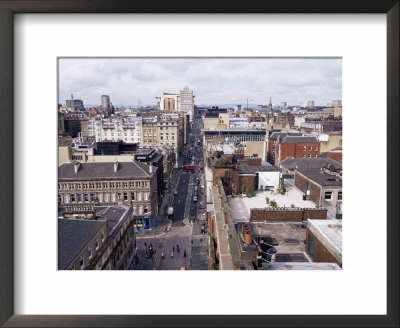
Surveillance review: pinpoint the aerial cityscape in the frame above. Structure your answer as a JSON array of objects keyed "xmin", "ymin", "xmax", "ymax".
[{"xmin": 58, "ymin": 58, "xmax": 342, "ymax": 270}]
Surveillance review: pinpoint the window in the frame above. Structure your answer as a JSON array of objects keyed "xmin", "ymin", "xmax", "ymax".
[
  {"xmin": 122, "ymin": 182, "xmax": 127, "ymax": 188},
  {"xmin": 110, "ymin": 182, "xmax": 115, "ymax": 188},
  {"xmin": 309, "ymin": 146, "xmax": 312, "ymax": 151},
  {"xmin": 84, "ymin": 194, "xmax": 89, "ymax": 202},
  {"xmin": 130, "ymin": 192, "xmax": 135, "ymax": 201},
  {"xmin": 102, "ymin": 182, "xmax": 108, "ymax": 189},
  {"xmin": 144, "ymin": 205, "xmax": 148, "ymax": 213},
  {"xmin": 90, "ymin": 193, "xmax": 95, "ymax": 201},
  {"xmin": 324, "ymin": 191, "xmax": 332, "ymax": 200},
  {"xmin": 338, "ymin": 191, "xmax": 342, "ymax": 200},
  {"xmin": 303, "ymin": 146, "xmax": 306, "ymax": 151},
  {"xmin": 123, "ymin": 192, "xmax": 128, "ymax": 201},
  {"xmin": 137, "ymin": 192, "xmax": 142, "ymax": 201},
  {"xmin": 136, "ymin": 182, "xmax": 140, "ymax": 187},
  {"xmin": 308, "ymin": 154, "xmax": 311, "ymax": 158},
  {"xmin": 80, "ymin": 254, "xmax": 85, "ymax": 269},
  {"xmin": 302, "ymin": 154, "xmax": 306, "ymax": 158},
  {"xmin": 143, "ymin": 192, "xmax": 148, "ymax": 201},
  {"xmin": 95, "ymin": 238, "xmax": 99, "ymax": 250},
  {"xmin": 101, "ymin": 230, "xmax": 105, "ymax": 242},
  {"xmin": 71, "ymin": 194, "xmax": 76, "ymax": 202},
  {"xmin": 58, "ymin": 194, "xmax": 62, "ymax": 203},
  {"xmin": 77, "ymin": 194, "xmax": 82, "ymax": 202},
  {"xmin": 314, "ymin": 153, "xmax": 317, "ymax": 158},
  {"xmin": 315, "ymin": 146, "xmax": 318, "ymax": 151},
  {"xmin": 88, "ymin": 245, "xmax": 92, "ymax": 259},
  {"xmin": 58, "ymin": 184, "xmax": 61, "ymax": 190}
]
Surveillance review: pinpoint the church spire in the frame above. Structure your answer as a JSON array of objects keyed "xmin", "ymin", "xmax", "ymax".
[{"xmin": 268, "ymin": 96, "xmax": 272, "ymax": 112}]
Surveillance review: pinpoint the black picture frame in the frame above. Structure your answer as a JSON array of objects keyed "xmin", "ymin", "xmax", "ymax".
[{"xmin": 0, "ymin": 1, "xmax": 398, "ymax": 327}]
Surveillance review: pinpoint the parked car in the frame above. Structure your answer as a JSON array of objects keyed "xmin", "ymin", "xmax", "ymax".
[{"xmin": 193, "ymin": 195, "xmax": 198, "ymax": 202}]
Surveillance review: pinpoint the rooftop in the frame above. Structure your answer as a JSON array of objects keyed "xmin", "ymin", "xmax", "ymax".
[
  {"xmin": 58, "ymin": 218, "xmax": 106, "ymax": 269},
  {"xmin": 296, "ymin": 168, "xmax": 342, "ymax": 186},
  {"xmin": 260, "ymin": 262, "xmax": 341, "ymax": 270},
  {"xmin": 229, "ymin": 184, "xmax": 316, "ymax": 222},
  {"xmin": 281, "ymin": 136, "xmax": 319, "ymax": 144},
  {"xmin": 307, "ymin": 219, "xmax": 342, "ymax": 262},
  {"xmin": 280, "ymin": 158, "xmax": 342, "ymax": 171},
  {"xmin": 58, "ymin": 160, "xmax": 157, "ymax": 180},
  {"xmin": 238, "ymin": 162, "xmax": 280, "ymax": 174},
  {"xmin": 250, "ymin": 222, "xmax": 307, "ymax": 254},
  {"xmin": 94, "ymin": 205, "xmax": 131, "ymax": 236}
]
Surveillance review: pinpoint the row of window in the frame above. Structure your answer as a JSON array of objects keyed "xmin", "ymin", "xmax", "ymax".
[
  {"xmin": 58, "ymin": 191, "xmax": 150, "ymax": 203},
  {"xmin": 58, "ymin": 181, "xmax": 149, "ymax": 191},
  {"xmin": 71, "ymin": 229, "xmax": 106, "ymax": 270}
]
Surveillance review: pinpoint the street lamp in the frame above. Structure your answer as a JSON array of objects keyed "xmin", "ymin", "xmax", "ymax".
[{"xmin": 246, "ymin": 98, "xmax": 253, "ymax": 111}]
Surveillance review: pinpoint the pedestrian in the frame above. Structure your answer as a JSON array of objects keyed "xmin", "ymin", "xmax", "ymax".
[{"xmin": 183, "ymin": 250, "xmax": 186, "ymax": 258}]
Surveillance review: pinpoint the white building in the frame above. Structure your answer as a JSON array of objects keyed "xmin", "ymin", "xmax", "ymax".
[
  {"xmin": 180, "ymin": 86, "xmax": 194, "ymax": 121},
  {"xmin": 87, "ymin": 116, "xmax": 142, "ymax": 143}
]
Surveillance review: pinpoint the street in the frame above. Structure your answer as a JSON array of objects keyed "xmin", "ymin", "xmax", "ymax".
[{"xmin": 136, "ymin": 117, "xmax": 209, "ymax": 270}]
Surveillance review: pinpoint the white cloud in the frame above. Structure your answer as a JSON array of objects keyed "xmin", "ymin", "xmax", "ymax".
[{"xmin": 58, "ymin": 58, "xmax": 341, "ymax": 106}]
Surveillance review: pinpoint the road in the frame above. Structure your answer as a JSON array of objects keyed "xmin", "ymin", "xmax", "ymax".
[{"xmin": 136, "ymin": 117, "xmax": 210, "ymax": 270}]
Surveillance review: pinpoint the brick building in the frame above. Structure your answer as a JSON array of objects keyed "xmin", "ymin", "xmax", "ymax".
[
  {"xmin": 294, "ymin": 165, "xmax": 342, "ymax": 208},
  {"xmin": 306, "ymin": 219, "xmax": 342, "ymax": 267},
  {"xmin": 276, "ymin": 135, "xmax": 320, "ymax": 167},
  {"xmin": 266, "ymin": 131, "xmax": 302, "ymax": 164}
]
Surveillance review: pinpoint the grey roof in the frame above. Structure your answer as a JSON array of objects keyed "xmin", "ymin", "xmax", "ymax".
[
  {"xmin": 280, "ymin": 158, "xmax": 342, "ymax": 170},
  {"xmin": 58, "ymin": 160, "xmax": 157, "ymax": 180},
  {"xmin": 238, "ymin": 162, "xmax": 281, "ymax": 174},
  {"xmin": 296, "ymin": 168, "xmax": 342, "ymax": 186},
  {"xmin": 269, "ymin": 132, "xmax": 287, "ymax": 140},
  {"xmin": 281, "ymin": 136, "xmax": 318, "ymax": 144},
  {"xmin": 94, "ymin": 205, "xmax": 130, "ymax": 236},
  {"xmin": 58, "ymin": 218, "xmax": 106, "ymax": 269},
  {"xmin": 269, "ymin": 131, "xmax": 302, "ymax": 140}
]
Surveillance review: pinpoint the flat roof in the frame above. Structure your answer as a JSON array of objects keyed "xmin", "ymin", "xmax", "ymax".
[
  {"xmin": 260, "ymin": 262, "xmax": 341, "ymax": 270},
  {"xmin": 307, "ymin": 219, "xmax": 342, "ymax": 262},
  {"xmin": 238, "ymin": 162, "xmax": 281, "ymax": 174},
  {"xmin": 229, "ymin": 185, "xmax": 317, "ymax": 222}
]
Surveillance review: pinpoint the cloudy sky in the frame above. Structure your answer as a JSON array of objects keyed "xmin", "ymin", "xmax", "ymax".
[{"xmin": 58, "ymin": 58, "xmax": 341, "ymax": 107}]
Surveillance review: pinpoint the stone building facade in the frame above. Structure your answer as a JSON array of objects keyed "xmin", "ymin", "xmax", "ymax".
[{"xmin": 58, "ymin": 160, "xmax": 159, "ymax": 227}]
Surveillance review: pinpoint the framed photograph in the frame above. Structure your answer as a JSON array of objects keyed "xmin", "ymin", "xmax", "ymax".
[{"xmin": 0, "ymin": 1, "xmax": 398, "ymax": 327}]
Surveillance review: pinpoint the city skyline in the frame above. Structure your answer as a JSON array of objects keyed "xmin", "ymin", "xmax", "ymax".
[{"xmin": 58, "ymin": 58, "xmax": 341, "ymax": 107}]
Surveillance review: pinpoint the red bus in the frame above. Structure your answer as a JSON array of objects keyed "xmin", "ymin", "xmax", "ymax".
[{"xmin": 182, "ymin": 164, "xmax": 195, "ymax": 171}]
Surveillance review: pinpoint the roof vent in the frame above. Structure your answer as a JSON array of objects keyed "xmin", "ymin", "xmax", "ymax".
[
  {"xmin": 114, "ymin": 161, "xmax": 119, "ymax": 172},
  {"xmin": 149, "ymin": 163, "xmax": 153, "ymax": 173}
]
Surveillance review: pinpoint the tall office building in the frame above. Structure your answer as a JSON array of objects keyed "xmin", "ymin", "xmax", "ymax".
[
  {"xmin": 179, "ymin": 86, "xmax": 194, "ymax": 121},
  {"xmin": 156, "ymin": 86, "xmax": 195, "ymax": 121},
  {"xmin": 101, "ymin": 95, "xmax": 111, "ymax": 110},
  {"xmin": 66, "ymin": 94, "xmax": 84, "ymax": 111}
]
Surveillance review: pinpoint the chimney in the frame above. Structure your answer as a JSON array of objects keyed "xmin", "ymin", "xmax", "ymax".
[
  {"xmin": 114, "ymin": 161, "xmax": 119, "ymax": 172},
  {"xmin": 74, "ymin": 162, "xmax": 80, "ymax": 174},
  {"xmin": 149, "ymin": 162, "xmax": 153, "ymax": 174}
]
